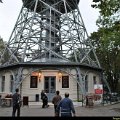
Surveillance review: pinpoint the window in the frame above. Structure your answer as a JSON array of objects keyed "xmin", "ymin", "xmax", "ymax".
[
  {"xmin": 93, "ymin": 76, "xmax": 97, "ymax": 84},
  {"xmin": 30, "ymin": 76, "xmax": 38, "ymax": 88},
  {"xmin": 1, "ymin": 76, "xmax": 5, "ymax": 92},
  {"xmin": 10, "ymin": 75, "xmax": 13, "ymax": 92},
  {"xmin": 85, "ymin": 75, "xmax": 88, "ymax": 92},
  {"xmin": 62, "ymin": 76, "xmax": 69, "ymax": 88}
]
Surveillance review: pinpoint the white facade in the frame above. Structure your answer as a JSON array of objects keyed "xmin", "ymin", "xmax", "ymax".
[{"xmin": 0, "ymin": 67, "xmax": 102, "ymax": 105}]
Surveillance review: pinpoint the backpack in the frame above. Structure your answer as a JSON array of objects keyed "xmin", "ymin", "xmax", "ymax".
[{"xmin": 16, "ymin": 94, "xmax": 21, "ymax": 107}]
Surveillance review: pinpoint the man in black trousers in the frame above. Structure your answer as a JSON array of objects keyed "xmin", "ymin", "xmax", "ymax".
[{"xmin": 12, "ymin": 88, "xmax": 21, "ymax": 117}]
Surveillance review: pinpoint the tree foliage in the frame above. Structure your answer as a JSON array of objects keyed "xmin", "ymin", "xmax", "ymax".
[
  {"xmin": 0, "ymin": 37, "xmax": 5, "ymax": 52},
  {"xmin": 0, "ymin": 36, "xmax": 10, "ymax": 65},
  {"xmin": 92, "ymin": 0, "xmax": 120, "ymax": 28},
  {"xmin": 90, "ymin": 22, "xmax": 120, "ymax": 92},
  {"xmin": 92, "ymin": 0, "xmax": 120, "ymax": 16},
  {"xmin": 90, "ymin": 0, "xmax": 120, "ymax": 92}
]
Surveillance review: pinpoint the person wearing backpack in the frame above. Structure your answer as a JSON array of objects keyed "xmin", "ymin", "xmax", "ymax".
[
  {"xmin": 56, "ymin": 92, "xmax": 76, "ymax": 117},
  {"xmin": 12, "ymin": 88, "xmax": 21, "ymax": 117}
]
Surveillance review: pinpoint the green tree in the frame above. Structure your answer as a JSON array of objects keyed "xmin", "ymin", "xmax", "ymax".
[
  {"xmin": 0, "ymin": 36, "xmax": 9, "ymax": 65},
  {"xmin": 92, "ymin": 0, "xmax": 120, "ymax": 28},
  {"xmin": 90, "ymin": 0, "xmax": 120, "ymax": 92},
  {"xmin": 0, "ymin": 36, "xmax": 22, "ymax": 65},
  {"xmin": 0, "ymin": 37, "xmax": 5, "ymax": 52},
  {"xmin": 90, "ymin": 22, "xmax": 120, "ymax": 92}
]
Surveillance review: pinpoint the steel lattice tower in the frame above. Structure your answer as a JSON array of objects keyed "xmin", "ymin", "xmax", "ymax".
[
  {"xmin": 0, "ymin": 0, "xmax": 104, "ymax": 95},
  {"xmin": 1, "ymin": 0, "xmax": 100, "ymax": 66}
]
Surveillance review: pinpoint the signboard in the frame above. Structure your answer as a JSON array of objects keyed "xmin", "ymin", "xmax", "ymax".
[
  {"xmin": 95, "ymin": 89, "xmax": 103, "ymax": 94},
  {"xmin": 94, "ymin": 84, "xmax": 103, "ymax": 103},
  {"xmin": 94, "ymin": 84, "xmax": 103, "ymax": 94}
]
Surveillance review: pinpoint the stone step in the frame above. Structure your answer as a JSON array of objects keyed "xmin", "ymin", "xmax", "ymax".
[{"xmin": 28, "ymin": 102, "xmax": 83, "ymax": 107}]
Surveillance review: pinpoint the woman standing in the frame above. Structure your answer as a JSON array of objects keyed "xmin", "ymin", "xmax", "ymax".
[{"xmin": 41, "ymin": 90, "xmax": 49, "ymax": 108}]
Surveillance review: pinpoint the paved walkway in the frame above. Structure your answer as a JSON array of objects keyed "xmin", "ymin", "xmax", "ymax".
[{"xmin": 0, "ymin": 102, "xmax": 120, "ymax": 117}]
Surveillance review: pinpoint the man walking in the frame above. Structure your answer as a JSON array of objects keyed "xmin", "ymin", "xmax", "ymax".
[
  {"xmin": 12, "ymin": 88, "xmax": 21, "ymax": 117},
  {"xmin": 52, "ymin": 90, "xmax": 62, "ymax": 116},
  {"xmin": 56, "ymin": 92, "xmax": 76, "ymax": 117}
]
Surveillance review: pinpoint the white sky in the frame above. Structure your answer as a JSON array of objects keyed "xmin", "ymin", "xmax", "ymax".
[{"xmin": 0, "ymin": 0, "xmax": 100, "ymax": 41}]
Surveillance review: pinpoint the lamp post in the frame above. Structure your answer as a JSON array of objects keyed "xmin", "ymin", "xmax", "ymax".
[
  {"xmin": 58, "ymin": 72, "xmax": 62, "ymax": 82},
  {"xmin": 38, "ymin": 71, "xmax": 42, "ymax": 82}
]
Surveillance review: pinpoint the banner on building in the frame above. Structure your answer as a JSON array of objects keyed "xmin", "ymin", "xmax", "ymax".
[{"xmin": 94, "ymin": 84, "xmax": 103, "ymax": 94}]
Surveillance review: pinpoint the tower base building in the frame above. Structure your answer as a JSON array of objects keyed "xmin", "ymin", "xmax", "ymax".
[{"xmin": 0, "ymin": 0, "xmax": 104, "ymax": 105}]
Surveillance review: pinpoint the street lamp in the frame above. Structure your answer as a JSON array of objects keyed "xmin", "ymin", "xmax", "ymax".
[
  {"xmin": 58, "ymin": 71, "xmax": 62, "ymax": 82},
  {"xmin": 38, "ymin": 71, "xmax": 42, "ymax": 82}
]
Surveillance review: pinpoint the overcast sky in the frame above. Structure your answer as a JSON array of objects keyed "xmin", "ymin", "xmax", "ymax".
[{"xmin": 0, "ymin": 0, "xmax": 100, "ymax": 41}]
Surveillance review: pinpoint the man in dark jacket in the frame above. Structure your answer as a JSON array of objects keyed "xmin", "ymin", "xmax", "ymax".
[
  {"xmin": 12, "ymin": 88, "xmax": 21, "ymax": 117},
  {"xmin": 52, "ymin": 90, "xmax": 62, "ymax": 116},
  {"xmin": 56, "ymin": 92, "xmax": 76, "ymax": 117}
]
